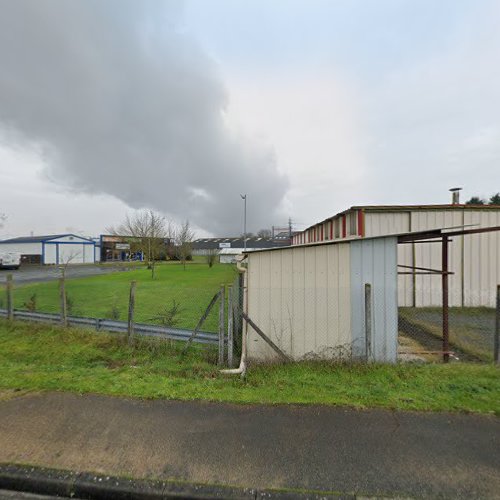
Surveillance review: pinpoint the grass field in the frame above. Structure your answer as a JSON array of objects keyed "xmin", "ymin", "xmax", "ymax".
[
  {"xmin": 399, "ymin": 307, "xmax": 496, "ymax": 361},
  {"xmin": 6, "ymin": 261, "xmax": 238, "ymax": 332},
  {"xmin": 1, "ymin": 319, "xmax": 498, "ymax": 414}
]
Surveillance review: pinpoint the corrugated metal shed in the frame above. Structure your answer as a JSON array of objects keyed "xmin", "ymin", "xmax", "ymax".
[{"xmin": 245, "ymin": 235, "xmax": 398, "ymax": 363}]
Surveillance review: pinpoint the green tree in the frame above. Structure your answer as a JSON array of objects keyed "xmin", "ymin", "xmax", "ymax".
[
  {"xmin": 465, "ymin": 196, "xmax": 485, "ymax": 205},
  {"xmin": 488, "ymin": 193, "xmax": 500, "ymax": 205}
]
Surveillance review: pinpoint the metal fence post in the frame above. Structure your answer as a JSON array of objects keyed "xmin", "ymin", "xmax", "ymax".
[
  {"xmin": 6, "ymin": 274, "xmax": 13, "ymax": 321},
  {"xmin": 495, "ymin": 284, "xmax": 500, "ymax": 364},
  {"xmin": 218, "ymin": 285, "xmax": 225, "ymax": 366},
  {"xmin": 59, "ymin": 277, "xmax": 67, "ymax": 327},
  {"xmin": 128, "ymin": 280, "xmax": 136, "ymax": 346},
  {"xmin": 227, "ymin": 285, "xmax": 234, "ymax": 368},
  {"xmin": 365, "ymin": 283, "xmax": 372, "ymax": 361}
]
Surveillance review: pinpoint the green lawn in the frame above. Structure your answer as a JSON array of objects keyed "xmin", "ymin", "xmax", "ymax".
[
  {"xmin": 1, "ymin": 319, "xmax": 498, "ymax": 415},
  {"xmin": 6, "ymin": 262, "xmax": 238, "ymax": 333}
]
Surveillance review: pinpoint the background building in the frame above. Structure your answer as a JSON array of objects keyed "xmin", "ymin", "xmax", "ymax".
[
  {"xmin": 192, "ymin": 237, "xmax": 291, "ymax": 257},
  {"xmin": 292, "ymin": 204, "xmax": 500, "ymax": 307},
  {"xmin": 0, "ymin": 234, "xmax": 98, "ymax": 265}
]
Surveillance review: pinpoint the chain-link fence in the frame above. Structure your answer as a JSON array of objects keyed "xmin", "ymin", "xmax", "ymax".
[
  {"xmin": 3, "ymin": 269, "xmax": 498, "ymax": 365},
  {"xmin": 398, "ymin": 287, "xmax": 500, "ymax": 363},
  {"xmin": 0, "ymin": 272, "xmax": 243, "ymax": 366}
]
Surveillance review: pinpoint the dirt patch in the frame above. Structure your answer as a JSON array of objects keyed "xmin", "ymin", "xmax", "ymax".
[{"xmin": 398, "ymin": 312, "xmax": 483, "ymax": 362}]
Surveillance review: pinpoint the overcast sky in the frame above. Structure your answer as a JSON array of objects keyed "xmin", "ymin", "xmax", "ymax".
[{"xmin": 0, "ymin": 0, "xmax": 499, "ymax": 239}]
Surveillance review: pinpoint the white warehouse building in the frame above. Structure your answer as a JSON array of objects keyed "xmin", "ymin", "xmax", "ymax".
[
  {"xmin": 0, "ymin": 234, "xmax": 99, "ymax": 265},
  {"xmin": 292, "ymin": 204, "xmax": 500, "ymax": 307}
]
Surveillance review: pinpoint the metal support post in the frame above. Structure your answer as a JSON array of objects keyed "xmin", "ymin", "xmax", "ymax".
[
  {"xmin": 365, "ymin": 283, "xmax": 372, "ymax": 361},
  {"xmin": 442, "ymin": 235, "xmax": 449, "ymax": 363}
]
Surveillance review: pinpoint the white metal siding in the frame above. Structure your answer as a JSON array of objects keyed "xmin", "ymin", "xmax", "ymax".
[
  {"xmin": 43, "ymin": 244, "xmax": 57, "ymax": 264},
  {"xmin": 246, "ymin": 243, "xmax": 352, "ymax": 361},
  {"xmin": 83, "ymin": 244, "xmax": 95, "ymax": 263},
  {"xmin": 49, "ymin": 235, "xmax": 92, "ymax": 244},
  {"xmin": 410, "ymin": 210, "xmax": 463, "ymax": 306},
  {"xmin": 463, "ymin": 210, "xmax": 500, "ymax": 306},
  {"xmin": 350, "ymin": 238, "xmax": 398, "ymax": 362},
  {"xmin": 0, "ymin": 242, "xmax": 42, "ymax": 256},
  {"xmin": 364, "ymin": 212, "xmax": 410, "ymax": 237},
  {"xmin": 396, "ymin": 210, "xmax": 500, "ymax": 307}
]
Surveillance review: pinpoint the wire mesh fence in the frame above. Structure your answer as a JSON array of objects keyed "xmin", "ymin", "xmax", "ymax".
[
  {"xmin": 0, "ymin": 272, "xmax": 242, "ymax": 365},
  {"xmin": 2, "ymin": 269, "xmax": 498, "ymax": 365},
  {"xmin": 398, "ymin": 303, "xmax": 498, "ymax": 362}
]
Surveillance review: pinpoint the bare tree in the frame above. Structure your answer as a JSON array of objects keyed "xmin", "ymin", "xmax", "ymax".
[
  {"xmin": 107, "ymin": 210, "xmax": 167, "ymax": 279},
  {"xmin": 176, "ymin": 220, "xmax": 195, "ymax": 270},
  {"xmin": 257, "ymin": 228, "xmax": 272, "ymax": 238},
  {"xmin": 0, "ymin": 213, "xmax": 6, "ymax": 229}
]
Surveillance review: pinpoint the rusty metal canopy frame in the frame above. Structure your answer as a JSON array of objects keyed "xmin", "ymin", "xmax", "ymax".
[{"xmin": 397, "ymin": 225, "xmax": 500, "ymax": 362}]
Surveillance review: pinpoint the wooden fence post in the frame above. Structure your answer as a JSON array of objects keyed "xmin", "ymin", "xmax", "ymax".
[
  {"xmin": 365, "ymin": 283, "xmax": 372, "ymax": 362},
  {"xmin": 218, "ymin": 285, "xmax": 225, "ymax": 366},
  {"xmin": 59, "ymin": 277, "xmax": 67, "ymax": 327},
  {"xmin": 495, "ymin": 284, "xmax": 500, "ymax": 365},
  {"xmin": 128, "ymin": 280, "xmax": 136, "ymax": 346},
  {"xmin": 6, "ymin": 274, "xmax": 13, "ymax": 321},
  {"xmin": 227, "ymin": 285, "xmax": 234, "ymax": 368}
]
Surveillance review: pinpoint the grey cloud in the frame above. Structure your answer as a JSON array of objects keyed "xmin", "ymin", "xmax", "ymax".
[{"xmin": 0, "ymin": 0, "xmax": 288, "ymax": 234}]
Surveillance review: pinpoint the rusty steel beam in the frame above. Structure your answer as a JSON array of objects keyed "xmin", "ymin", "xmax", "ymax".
[
  {"xmin": 398, "ymin": 225, "xmax": 500, "ymax": 243},
  {"xmin": 398, "ymin": 272, "xmax": 454, "ymax": 275},
  {"xmin": 442, "ymin": 235, "xmax": 450, "ymax": 363},
  {"xmin": 398, "ymin": 264, "xmax": 454, "ymax": 274}
]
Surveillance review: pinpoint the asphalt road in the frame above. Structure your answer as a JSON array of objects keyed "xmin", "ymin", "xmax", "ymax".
[
  {"xmin": 0, "ymin": 392, "xmax": 498, "ymax": 498},
  {"xmin": 0, "ymin": 264, "xmax": 129, "ymax": 285}
]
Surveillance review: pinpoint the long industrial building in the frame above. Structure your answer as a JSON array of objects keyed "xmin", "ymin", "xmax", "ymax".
[
  {"xmin": 0, "ymin": 234, "xmax": 98, "ymax": 265},
  {"xmin": 291, "ymin": 204, "xmax": 500, "ymax": 307}
]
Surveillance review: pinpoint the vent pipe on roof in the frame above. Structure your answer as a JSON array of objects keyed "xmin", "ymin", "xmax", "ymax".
[{"xmin": 449, "ymin": 187, "xmax": 462, "ymax": 205}]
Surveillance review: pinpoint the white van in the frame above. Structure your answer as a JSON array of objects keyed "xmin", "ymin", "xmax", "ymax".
[{"xmin": 0, "ymin": 252, "xmax": 21, "ymax": 270}]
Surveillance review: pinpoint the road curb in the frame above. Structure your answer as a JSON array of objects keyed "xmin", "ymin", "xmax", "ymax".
[{"xmin": 0, "ymin": 464, "xmax": 350, "ymax": 499}]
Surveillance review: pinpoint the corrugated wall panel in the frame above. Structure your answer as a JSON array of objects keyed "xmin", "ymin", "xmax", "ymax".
[
  {"xmin": 350, "ymin": 237, "xmax": 398, "ymax": 362},
  {"xmin": 43, "ymin": 244, "xmax": 57, "ymax": 264},
  {"xmin": 463, "ymin": 210, "xmax": 500, "ymax": 307},
  {"xmin": 0, "ymin": 243, "xmax": 42, "ymax": 255},
  {"xmin": 246, "ymin": 243, "xmax": 351, "ymax": 361},
  {"xmin": 397, "ymin": 243, "xmax": 414, "ymax": 306},
  {"xmin": 411, "ymin": 210, "xmax": 464, "ymax": 306},
  {"xmin": 364, "ymin": 212, "xmax": 410, "ymax": 237}
]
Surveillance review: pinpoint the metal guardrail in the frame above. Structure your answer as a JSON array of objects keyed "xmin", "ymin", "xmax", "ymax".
[{"xmin": 0, "ymin": 308, "xmax": 218, "ymax": 345}]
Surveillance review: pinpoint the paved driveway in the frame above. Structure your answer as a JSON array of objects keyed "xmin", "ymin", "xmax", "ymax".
[
  {"xmin": 0, "ymin": 392, "xmax": 498, "ymax": 498},
  {"xmin": 0, "ymin": 264, "xmax": 129, "ymax": 285}
]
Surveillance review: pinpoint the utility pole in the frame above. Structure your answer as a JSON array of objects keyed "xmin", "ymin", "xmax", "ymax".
[
  {"xmin": 288, "ymin": 217, "xmax": 293, "ymax": 239},
  {"xmin": 240, "ymin": 194, "xmax": 247, "ymax": 251}
]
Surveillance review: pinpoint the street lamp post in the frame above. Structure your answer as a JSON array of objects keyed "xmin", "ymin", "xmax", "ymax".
[{"xmin": 240, "ymin": 194, "xmax": 247, "ymax": 251}]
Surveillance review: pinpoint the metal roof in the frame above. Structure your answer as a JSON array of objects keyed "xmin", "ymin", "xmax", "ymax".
[
  {"xmin": 192, "ymin": 237, "xmax": 290, "ymax": 250},
  {"xmin": 246, "ymin": 225, "xmax": 500, "ymax": 254},
  {"xmin": 302, "ymin": 204, "xmax": 500, "ymax": 233},
  {"xmin": 0, "ymin": 233, "xmax": 94, "ymax": 244}
]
